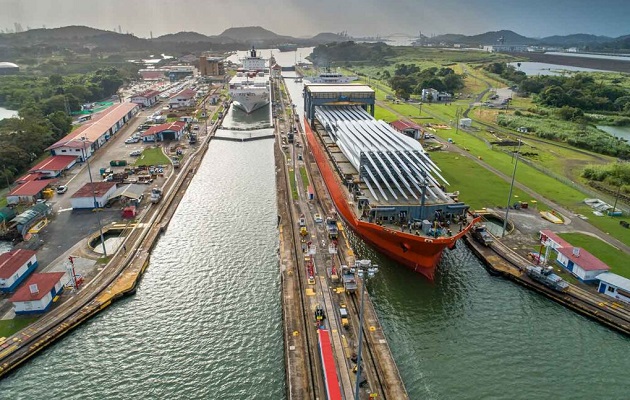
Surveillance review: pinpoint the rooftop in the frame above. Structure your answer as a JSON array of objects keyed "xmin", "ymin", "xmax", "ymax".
[
  {"xmin": 0, "ymin": 249, "xmax": 37, "ymax": 280},
  {"xmin": 8, "ymin": 179, "xmax": 53, "ymax": 197},
  {"xmin": 170, "ymin": 89, "xmax": 196, "ymax": 100},
  {"xmin": 10, "ymin": 272, "xmax": 66, "ymax": 302},
  {"xmin": 46, "ymin": 103, "xmax": 139, "ymax": 150},
  {"xmin": 133, "ymin": 89, "xmax": 161, "ymax": 99},
  {"xmin": 306, "ymin": 84, "xmax": 374, "ymax": 94},
  {"xmin": 597, "ymin": 272, "xmax": 630, "ymax": 292},
  {"xmin": 540, "ymin": 230, "xmax": 571, "ymax": 248},
  {"xmin": 390, "ymin": 119, "xmax": 422, "ymax": 131},
  {"xmin": 557, "ymin": 247, "xmax": 610, "ymax": 271},
  {"xmin": 29, "ymin": 155, "xmax": 78, "ymax": 173},
  {"xmin": 141, "ymin": 121, "xmax": 186, "ymax": 137},
  {"xmin": 71, "ymin": 181, "xmax": 117, "ymax": 199},
  {"xmin": 0, "ymin": 62, "xmax": 19, "ymax": 68}
]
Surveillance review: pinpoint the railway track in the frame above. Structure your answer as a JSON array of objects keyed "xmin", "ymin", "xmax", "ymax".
[
  {"xmin": 485, "ymin": 237, "xmax": 630, "ymax": 331},
  {"xmin": 299, "ymin": 112, "xmax": 389, "ymax": 399}
]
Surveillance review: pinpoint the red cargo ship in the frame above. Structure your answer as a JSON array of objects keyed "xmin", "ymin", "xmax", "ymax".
[{"xmin": 304, "ymin": 117, "xmax": 478, "ymax": 280}]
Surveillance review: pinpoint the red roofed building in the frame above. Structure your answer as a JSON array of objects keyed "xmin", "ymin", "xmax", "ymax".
[
  {"xmin": 389, "ymin": 119, "xmax": 424, "ymax": 140},
  {"xmin": 46, "ymin": 103, "xmax": 139, "ymax": 160},
  {"xmin": 70, "ymin": 181, "xmax": 118, "ymax": 209},
  {"xmin": 0, "ymin": 249, "xmax": 38, "ymax": 292},
  {"xmin": 168, "ymin": 89, "xmax": 196, "ymax": 109},
  {"xmin": 10, "ymin": 272, "xmax": 69, "ymax": 314},
  {"xmin": 539, "ymin": 230, "xmax": 571, "ymax": 251},
  {"xmin": 131, "ymin": 89, "xmax": 161, "ymax": 108},
  {"xmin": 6, "ymin": 179, "xmax": 54, "ymax": 205},
  {"xmin": 15, "ymin": 172, "xmax": 45, "ymax": 184},
  {"xmin": 556, "ymin": 246, "xmax": 610, "ymax": 282},
  {"xmin": 141, "ymin": 121, "xmax": 186, "ymax": 142},
  {"xmin": 29, "ymin": 155, "xmax": 79, "ymax": 178}
]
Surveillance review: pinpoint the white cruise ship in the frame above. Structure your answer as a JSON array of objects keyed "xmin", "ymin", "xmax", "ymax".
[
  {"xmin": 303, "ymin": 68, "xmax": 357, "ymax": 84},
  {"xmin": 229, "ymin": 47, "xmax": 270, "ymax": 114}
]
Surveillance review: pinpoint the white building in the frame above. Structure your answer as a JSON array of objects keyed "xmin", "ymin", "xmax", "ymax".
[
  {"xmin": 483, "ymin": 44, "xmax": 530, "ymax": 53},
  {"xmin": 0, "ymin": 249, "xmax": 38, "ymax": 293},
  {"xmin": 597, "ymin": 273, "xmax": 630, "ymax": 304},
  {"xmin": 10, "ymin": 272, "xmax": 69, "ymax": 315},
  {"xmin": 70, "ymin": 182, "xmax": 118, "ymax": 209},
  {"xmin": 131, "ymin": 89, "xmax": 161, "ymax": 108},
  {"xmin": 556, "ymin": 246, "xmax": 610, "ymax": 283},
  {"xmin": 168, "ymin": 89, "xmax": 197, "ymax": 109},
  {"xmin": 459, "ymin": 118, "xmax": 472, "ymax": 128}
]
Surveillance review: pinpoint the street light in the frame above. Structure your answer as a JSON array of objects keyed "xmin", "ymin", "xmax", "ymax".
[
  {"xmin": 80, "ymin": 137, "xmax": 107, "ymax": 257},
  {"xmin": 353, "ymin": 259, "xmax": 378, "ymax": 400},
  {"xmin": 502, "ymin": 139, "xmax": 521, "ymax": 237}
]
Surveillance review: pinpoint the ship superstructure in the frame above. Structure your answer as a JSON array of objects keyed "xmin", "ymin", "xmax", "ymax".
[{"xmin": 229, "ymin": 47, "xmax": 270, "ymax": 114}]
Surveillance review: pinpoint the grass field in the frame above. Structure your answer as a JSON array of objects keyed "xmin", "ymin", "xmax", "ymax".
[
  {"xmin": 135, "ymin": 147, "xmax": 170, "ymax": 166},
  {"xmin": 0, "ymin": 317, "xmax": 39, "ymax": 338},
  {"xmin": 429, "ymin": 151, "xmax": 540, "ymax": 210},
  {"xmin": 299, "ymin": 166, "xmax": 309, "ymax": 188},
  {"xmin": 557, "ymin": 232, "xmax": 630, "ymax": 279},
  {"xmin": 288, "ymin": 168, "xmax": 298, "ymax": 200}
]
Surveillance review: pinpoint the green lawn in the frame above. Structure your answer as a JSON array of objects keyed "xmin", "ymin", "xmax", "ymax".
[
  {"xmin": 135, "ymin": 147, "xmax": 170, "ymax": 167},
  {"xmin": 299, "ymin": 166, "xmax": 309, "ymax": 189},
  {"xmin": 430, "ymin": 151, "xmax": 540, "ymax": 210},
  {"xmin": 557, "ymin": 232, "xmax": 630, "ymax": 279},
  {"xmin": 288, "ymin": 168, "xmax": 298, "ymax": 200},
  {"xmin": 0, "ymin": 316, "xmax": 39, "ymax": 338}
]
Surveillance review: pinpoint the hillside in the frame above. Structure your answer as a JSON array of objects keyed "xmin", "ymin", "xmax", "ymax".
[
  {"xmin": 430, "ymin": 30, "xmax": 532, "ymax": 45},
  {"xmin": 219, "ymin": 26, "xmax": 286, "ymax": 41},
  {"xmin": 310, "ymin": 32, "xmax": 351, "ymax": 44},
  {"xmin": 153, "ymin": 31, "xmax": 216, "ymax": 43},
  {"xmin": 539, "ymin": 34, "xmax": 613, "ymax": 46}
]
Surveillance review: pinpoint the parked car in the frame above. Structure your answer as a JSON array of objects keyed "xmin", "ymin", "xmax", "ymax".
[
  {"xmin": 130, "ymin": 150, "xmax": 142, "ymax": 157},
  {"xmin": 125, "ymin": 138, "xmax": 139, "ymax": 144},
  {"xmin": 56, "ymin": 185, "xmax": 68, "ymax": 194},
  {"xmin": 314, "ymin": 213, "xmax": 323, "ymax": 223}
]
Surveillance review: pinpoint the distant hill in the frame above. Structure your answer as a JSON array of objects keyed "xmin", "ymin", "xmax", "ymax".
[
  {"xmin": 539, "ymin": 34, "xmax": 613, "ymax": 46},
  {"xmin": 153, "ymin": 31, "xmax": 215, "ymax": 43},
  {"xmin": 310, "ymin": 32, "xmax": 351, "ymax": 44},
  {"xmin": 219, "ymin": 26, "xmax": 287, "ymax": 42},
  {"xmin": 430, "ymin": 30, "xmax": 532, "ymax": 45},
  {"xmin": 0, "ymin": 25, "xmax": 147, "ymax": 52}
]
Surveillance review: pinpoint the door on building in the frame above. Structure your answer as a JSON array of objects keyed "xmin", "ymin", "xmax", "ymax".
[{"xmin": 567, "ymin": 261, "xmax": 574, "ymax": 272}]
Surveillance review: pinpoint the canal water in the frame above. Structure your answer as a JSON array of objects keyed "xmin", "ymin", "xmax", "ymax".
[
  {"xmin": 1, "ymin": 60, "xmax": 629, "ymax": 400},
  {"xmin": 597, "ymin": 125, "xmax": 630, "ymax": 142},
  {"xmin": 508, "ymin": 61, "xmax": 613, "ymax": 76},
  {"xmin": 0, "ymin": 110, "xmax": 285, "ymax": 398}
]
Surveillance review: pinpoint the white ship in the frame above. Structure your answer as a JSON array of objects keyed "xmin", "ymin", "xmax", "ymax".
[
  {"xmin": 303, "ymin": 68, "xmax": 357, "ymax": 84},
  {"xmin": 229, "ymin": 47, "xmax": 270, "ymax": 114}
]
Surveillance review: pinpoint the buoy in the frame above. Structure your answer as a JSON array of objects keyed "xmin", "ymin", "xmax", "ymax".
[{"xmin": 293, "ymin": 331, "xmax": 299, "ymax": 336}]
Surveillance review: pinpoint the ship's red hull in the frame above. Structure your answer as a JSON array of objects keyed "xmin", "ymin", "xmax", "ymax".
[{"xmin": 304, "ymin": 118, "xmax": 476, "ymax": 280}]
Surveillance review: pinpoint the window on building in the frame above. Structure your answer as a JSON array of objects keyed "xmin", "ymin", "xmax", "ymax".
[
  {"xmin": 27, "ymin": 261, "xmax": 32, "ymax": 267},
  {"xmin": 608, "ymin": 286, "xmax": 616, "ymax": 292}
]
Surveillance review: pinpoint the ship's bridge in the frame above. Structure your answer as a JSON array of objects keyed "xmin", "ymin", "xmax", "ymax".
[
  {"xmin": 304, "ymin": 84, "xmax": 375, "ymax": 125},
  {"xmin": 314, "ymin": 105, "xmax": 451, "ymax": 205}
]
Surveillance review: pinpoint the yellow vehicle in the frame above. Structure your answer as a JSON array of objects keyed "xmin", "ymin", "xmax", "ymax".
[
  {"xmin": 300, "ymin": 226, "xmax": 308, "ymax": 237},
  {"xmin": 339, "ymin": 304, "xmax": 349, "ymax": 329}
]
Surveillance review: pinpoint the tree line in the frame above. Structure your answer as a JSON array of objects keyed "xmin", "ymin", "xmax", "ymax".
[
  {"xmin": 387, "ymin": 63, "xmax": 465, "ymax": 100},
  {"xmin": 0, "ymin": 68, "xmax": 130, "ymax": 189},
  {"xmin": 485, "ymin": 62, "xmax": 630, "ymax": 114}
]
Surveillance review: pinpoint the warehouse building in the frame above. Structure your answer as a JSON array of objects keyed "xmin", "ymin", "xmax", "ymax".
[
  {"xmin": 0, "ymin": 249, "xmax": 38, "ymax": 293},
  {"xmin": 10, "ymin": 272, "xmax": 69, "ymax": 315},
  {"xmin": 70, "ymin": 182, "xmax": 117, "ymax": 209}
]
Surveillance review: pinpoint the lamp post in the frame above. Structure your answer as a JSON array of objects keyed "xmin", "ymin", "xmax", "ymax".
[
  {"xmin": 611, "ymin": 180, "xmax": 622, "ymax": 216},
  {"xmin": 353, "ymin": 259, "xmax": 378, "ymax": 400},
  {"xmin": 502, "ymin": 139, "xmax": 521, "ymax": 237},
  {"xmin": 81, "ymin": 137, "xmax": 107, "ymax": 256}
]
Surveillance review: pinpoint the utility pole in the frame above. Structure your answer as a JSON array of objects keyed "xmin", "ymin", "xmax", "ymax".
[
  {"xmin": 81, "ymin": 138, "xmax": 107, "ymax": 256},
  {"xmin": 502, "ymin": 139, "xmax": 521, "ymax": 237}
]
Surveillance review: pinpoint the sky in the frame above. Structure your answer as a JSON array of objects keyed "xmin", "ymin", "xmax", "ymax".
[{"xmin": 0, "ymin": 0, "xmax": 628, "ymax": 39}]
